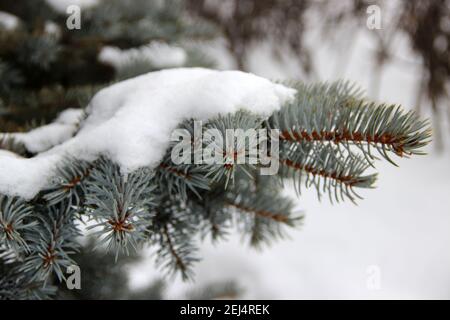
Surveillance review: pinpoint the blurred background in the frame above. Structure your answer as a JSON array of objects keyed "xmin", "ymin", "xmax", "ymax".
[{"xmin": 1, "ymin": 0, "xmax": 449, "ymax": 299}]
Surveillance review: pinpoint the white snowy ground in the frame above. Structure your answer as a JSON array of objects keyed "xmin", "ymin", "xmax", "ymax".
[{"xmin": 129, "ymin": 25, "xmax": 450, "ymax": 299}]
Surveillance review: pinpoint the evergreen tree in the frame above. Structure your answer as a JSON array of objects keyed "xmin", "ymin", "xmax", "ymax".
[{"xmin": 0, "ymin": 0, "xmax": 216, "ymax": 131}]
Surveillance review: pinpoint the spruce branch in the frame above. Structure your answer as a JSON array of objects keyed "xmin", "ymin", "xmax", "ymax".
[
  {"xmin": 156, "ymin": 159, "xmax": 210, "ymax": 200},
  {"xmin": 225, "ymin": 174, "xmax": 301, "ymax": 247},
  {"xmin": 228, "ymin": 202, "xmax": 290, "ymax": 223},
  {"xmin": 44, "ymin": 158, "xmax": 93, "ymax": 208},
  {"xmin": 0, "ymin": 195, "xmax": 36, "ymax": 254},
  {"xmin": 85, "ymin": 157, "xmax": 155, "ymax": 258},
  {"xmin": 20, "ymin": 204, "xmax": 80, "ymax": 284},
  {"xmin": 150, "ymin": 196, "xmax": 200, "ymax": 280},
  {"xmin": 194, "ymin": 192, "xmax": 232, "ymax": 242},
  {"xmin": 203, "ymin": 111, "xmax": 263, "ymax": 187},
  {"xmin": 0, "ymin": 259, "xmax": 56, "ymax": 300},
  {"xmin": 278, "ymin": 142, "xmax": 377, "ymax": 202},
  {"xmin": 270, "ymin": 81, "xmax": 431, "ymax": 165}
]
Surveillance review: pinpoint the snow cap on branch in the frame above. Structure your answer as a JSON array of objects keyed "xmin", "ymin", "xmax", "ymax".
[
  {"xmin": 6, "ymin": 108, "xmax": 84, "ymax": 154},
  {"xmin": 0, "ymin": 68, "xmax": 296, "ymax": 199},
  {"xmin": 99, "ymin": 41, "xmax": 188, "ymax": 70}
]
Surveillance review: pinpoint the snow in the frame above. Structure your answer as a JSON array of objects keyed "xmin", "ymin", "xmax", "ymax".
[
  {"xmin": 44, "ymin": 21, "xmax": 61, "ymax": 38},
  {"xmin": 99, "ymin": 41, "xmax": 187, "ymax": 70},
  {"xmin": 0, "ymin": 150, "xmax": 21, "ymax": 159},
  {"xmin": 0, "ymin": 11, "xmax": 20, "ymax": 30},
  {"xmin": 45, "ymin": 0, "xmax": 99, "ymax": 12},
  {"xmin": 55, "ymin": 108, "xmax": 84, "ymax": 124},
  {"xmin": 5, "ymin": 108, "xmax": 84, "ymax": 154},
  {"xmin": 0, "ymin": 68, "xmax": 296, "ymax": 199}
]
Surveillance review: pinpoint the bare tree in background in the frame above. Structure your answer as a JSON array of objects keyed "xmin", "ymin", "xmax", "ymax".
[
  {"xmin": 189, "ymin": 0, "xmax": 449, "ymax": 151},
  {"xmin": 187, "ymin": 0, "xmax": 312, "ymax": 73},
  {"xmin": 399, "ymin": 0, "xmax": 450, "ymax": 151}
]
